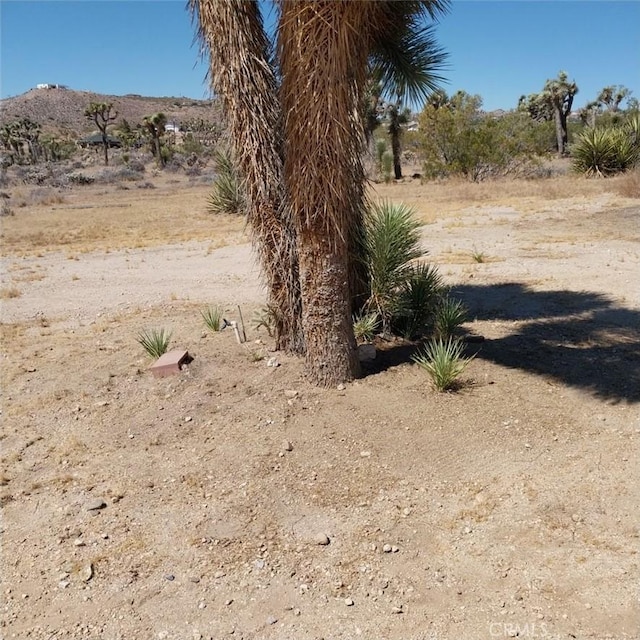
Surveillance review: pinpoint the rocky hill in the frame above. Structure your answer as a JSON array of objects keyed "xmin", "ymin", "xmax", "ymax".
[{"xmin": 0, "ymin": 86, "xmax": 223, "ymax": 137}]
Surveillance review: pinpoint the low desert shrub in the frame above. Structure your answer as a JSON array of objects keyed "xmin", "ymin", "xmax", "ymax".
[{"xmin": 252, "ymin": 305, "xmax": 276, "ymax": 337}]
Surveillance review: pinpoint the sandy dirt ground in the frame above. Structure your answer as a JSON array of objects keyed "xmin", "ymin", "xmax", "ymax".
[{"xmin": 1, "ymin": 185, "xmax": 639, "ymax": 640}]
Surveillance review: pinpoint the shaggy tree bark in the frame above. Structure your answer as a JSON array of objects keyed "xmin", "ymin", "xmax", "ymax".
[
  {"xmin": 190, "ymin": 0, "xmax": 304, "ymax": 354},
  {"xmin": 279, "ymin": 0, "xmax": 371, "ymax": 384}
]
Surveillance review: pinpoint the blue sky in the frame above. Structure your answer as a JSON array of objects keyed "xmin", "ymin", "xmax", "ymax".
[{"xmin": 1, "ymin": 1, "xmax": 639, "ymax": 112}]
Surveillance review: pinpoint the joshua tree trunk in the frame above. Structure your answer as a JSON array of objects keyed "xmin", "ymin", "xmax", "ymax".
[
  {"xmin": 279, "ymin": 0, "xmax": 369, "ymax": 384},
  {"xmin": 190, "ymin": 0, "xmax": 304, "ymax": 354},
  {"xmin": 389, "ymin": 106, "xmax": 403, "ymax": 179},
  {"xmin": 554, "ymin": 106, "xmax": 567, "ymax": 157}
]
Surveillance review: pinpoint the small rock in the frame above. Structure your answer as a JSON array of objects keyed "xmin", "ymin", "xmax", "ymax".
[
  {"xmin": 391, "ymin": 605, "xmax": 404, "ymax": 614},
  {"xmin": 184, "ymin": 416, "xmax": 193, "ymax": 423},
  {"xmin": 585, "ymin": 603, "xmax": 592, "ymax": 610},
  {"xmin": 282, "ymin": 440, "xmax": 293, "ymax": 452},
  {"xmin": 80, "ymin": 564, "xmax": 93, "ymax": 582},
  {"xmin": 571, "ymin": 514, "xmax": 582, "ymax": 523},
  {"xmin": 464, "ymin": 526, "xmax": 473, "ymax": 534},
  {"xmin": 254, "ymin": 559, "xmax": 266, "ymax": 569},
  {"xmin": 337, "ymin": 383, "xmax": 346, "ymax": 391},
  {"xmin": 189, "ymin": 576, "xmax": 201, "ymax": 583},
  {"xmin": 224, "ymin": 599, "xmax": 233, "ymax": 606},
  {"xmin": 85, "ymin": 499, "xmax": 106, "ymax": 511},
  {"xmin": 345, "ymin": 598, "xmax": 354, "ymax": 606},
  {"xmin": 73, "ymin": 538, "xmax": 85, "ymax": 547},
  {"xmin": 58, "ymin": 580, "xmax": 70, "ymax": 589},
  {"xmin": 357, "ymin": 343, "xmax": 376, "ymax": 363},
  {"xmin": 313, "ymin": 533, "xmax": 330, "ymax": 546},
  {"xmin": 283, "ymin": 390, "xmax": 298, "ymax": 399},
  {"xmin": 266, "ymin": 616, "xmax": 278, "ymax": 625},
  {"xmin": 214, "ymin": 571, "xmax": 226, "ymax": 579},
  {"xmin": 198, "ymin": 602, "xmax": 206, "ymax": 609},
  {"xmin": 266, "ymin": 357, "xmax": 280, "ymax": 368},
  {"xmin": 360, "ymin": 451, "xmax": 371, "ymax": 458},
  {"xmin": 391, "ymin": 545, "xmax": 399, "ymax": 553},
  {"xmin": 382, "ymin": 544, "xmax": 392, "ymax": 553},
  {"xmin": 164, "ymin": 574, "xmax": 175, "ymax": 581}
]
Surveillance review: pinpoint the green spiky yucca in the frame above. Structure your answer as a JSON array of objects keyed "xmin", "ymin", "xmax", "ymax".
[
  {"xmin": 412, "ymin": 337, "xmax": 473, "ymax": 391},
  {"xmin": 137, "ymin": 328, "xmax": 172, "ymax": 359},
  {"xmin": 207, "ymin": 149, "xmax": 246, "ymax": 215}
]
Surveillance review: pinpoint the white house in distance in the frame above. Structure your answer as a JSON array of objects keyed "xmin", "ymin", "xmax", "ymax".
[{"xmin": 36, "ymin": 83, "xmax": 67, "ymax": 90}]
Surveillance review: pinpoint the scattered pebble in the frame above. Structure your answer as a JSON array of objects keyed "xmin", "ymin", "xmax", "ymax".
[
  {"xmin": 184, "ymin": 416, "xmax": 193, "ymax": 423},
  {"xmin": 391, "ymin": 546, "xmax": 399, "ymax": 553},
  {"xmin": 345, "ymin": 598, "xmax": 354, "ymax": 606},
  {"xmin": 360, "ymin": 451, "xmax": 371, "ymax": 458},
  {"xmin": 266, "ymin": 357, "xmax": 280, "ymax": 368},
  {"xmin": 382, "ymin": 544, "xmax": 392, "ymax": 553},
  {"xmin": 198, "ymin": 602, "xmax": 206, "ymax": 610},
  {"xmin": 80, "ymin": 563, "xmax": 93, "ymax": 582},
  {"xmin": 283, "ymin": 390, "xmax": 298, "ymax": 399},
  {"xmin": 391, "ymin": 605, "xmax": 404, "ymax": 614},
  {"xmin": 337, "ymin": 383, "xmax": 346, "ymax": 391},
  {"xmin": 313, "ymin": 533, "xmax": 330, "ymax": 546},
  {"xmin": 282, "ymin": 440, "xmax": 293, "ymax": 452},
  {"xmin": 224, "ymin": 599, "xmax": 233, "ymax": 606},
  {"xmin": 85, "ymin": 499, "xmax": 106, "ymax": 511},
  {"xmin": 73, "ymin": 538, "xmax": 85, "ymax": 547},
  {"xmin": 266, "ymin": 616, "xmax": 278, "ymax": 625},
  {"xmin": 164, "ymin": 574, "xmax": 175, "ymax": 581}
]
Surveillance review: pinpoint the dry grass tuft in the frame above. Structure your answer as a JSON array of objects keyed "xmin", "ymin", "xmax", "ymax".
[
  {"xmin": 610, "ymin": 169, "xmax": 640, "ymax": 198},
  {"xmin": 0, "ymin": 286, "xmax": 22, "ymax": 299}
]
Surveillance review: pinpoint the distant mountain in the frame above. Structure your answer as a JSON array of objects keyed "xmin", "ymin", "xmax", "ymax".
[{"xmin": 0, "ymin": 86, "xmax": 223, "ymax": 137}]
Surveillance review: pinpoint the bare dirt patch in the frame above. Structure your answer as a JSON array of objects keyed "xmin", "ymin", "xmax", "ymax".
[{"xmin": 1, "ymin": 177, "xmax": 639, "ymax": 640}]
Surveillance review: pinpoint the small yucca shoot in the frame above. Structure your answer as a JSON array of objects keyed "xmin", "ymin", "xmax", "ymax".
[
  {"xmin": 137, "ymin": 328, "xmax": 172, "ymax": 359},
  {"xmin": 352, "ymin": 311, "xmax": 379, "ymax": 343},
  {"xmin": 201, "ymin": 305, "xmax": 225, "ymax": 332},
  {"xmin": 412, "ymin": 337, "xmax": 473, "ymax": 391},
  {"xmin": 434, "ymin": 297, "xmax": 468, "ymax": 339}
]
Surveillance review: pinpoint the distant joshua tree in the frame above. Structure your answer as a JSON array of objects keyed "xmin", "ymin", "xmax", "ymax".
[
  {"xmin": 143, "ymin": 113, "xmax": 167, "ymax": 168},
  {"xmin": 84, "ymin": 102, "xmax": 118, "ymax": 166}
]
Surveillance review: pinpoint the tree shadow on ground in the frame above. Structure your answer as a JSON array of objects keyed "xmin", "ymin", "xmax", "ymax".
[
  {"xmin": 451, "ymin": 283, "xmax": 640, "ymax": 403},
  {"xmin": 365, "ymin": 283, "xmax": 639, "ymax": 404}
]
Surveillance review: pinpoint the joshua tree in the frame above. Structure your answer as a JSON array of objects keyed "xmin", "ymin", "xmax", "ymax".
[
  {"xmin": 190, "ymin": 0, "xmax": 449, "ymax": 385},
  {"xmin": 143, "ymin": 113, "xmax": 167, "ymax": 168},
  {"xmin": 84, "ymin": 102, "xmax": 118, "ymax": 166},
  {"xmin": 521, "ymin": 71, "xmax": 578, "ymax": 156}
]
